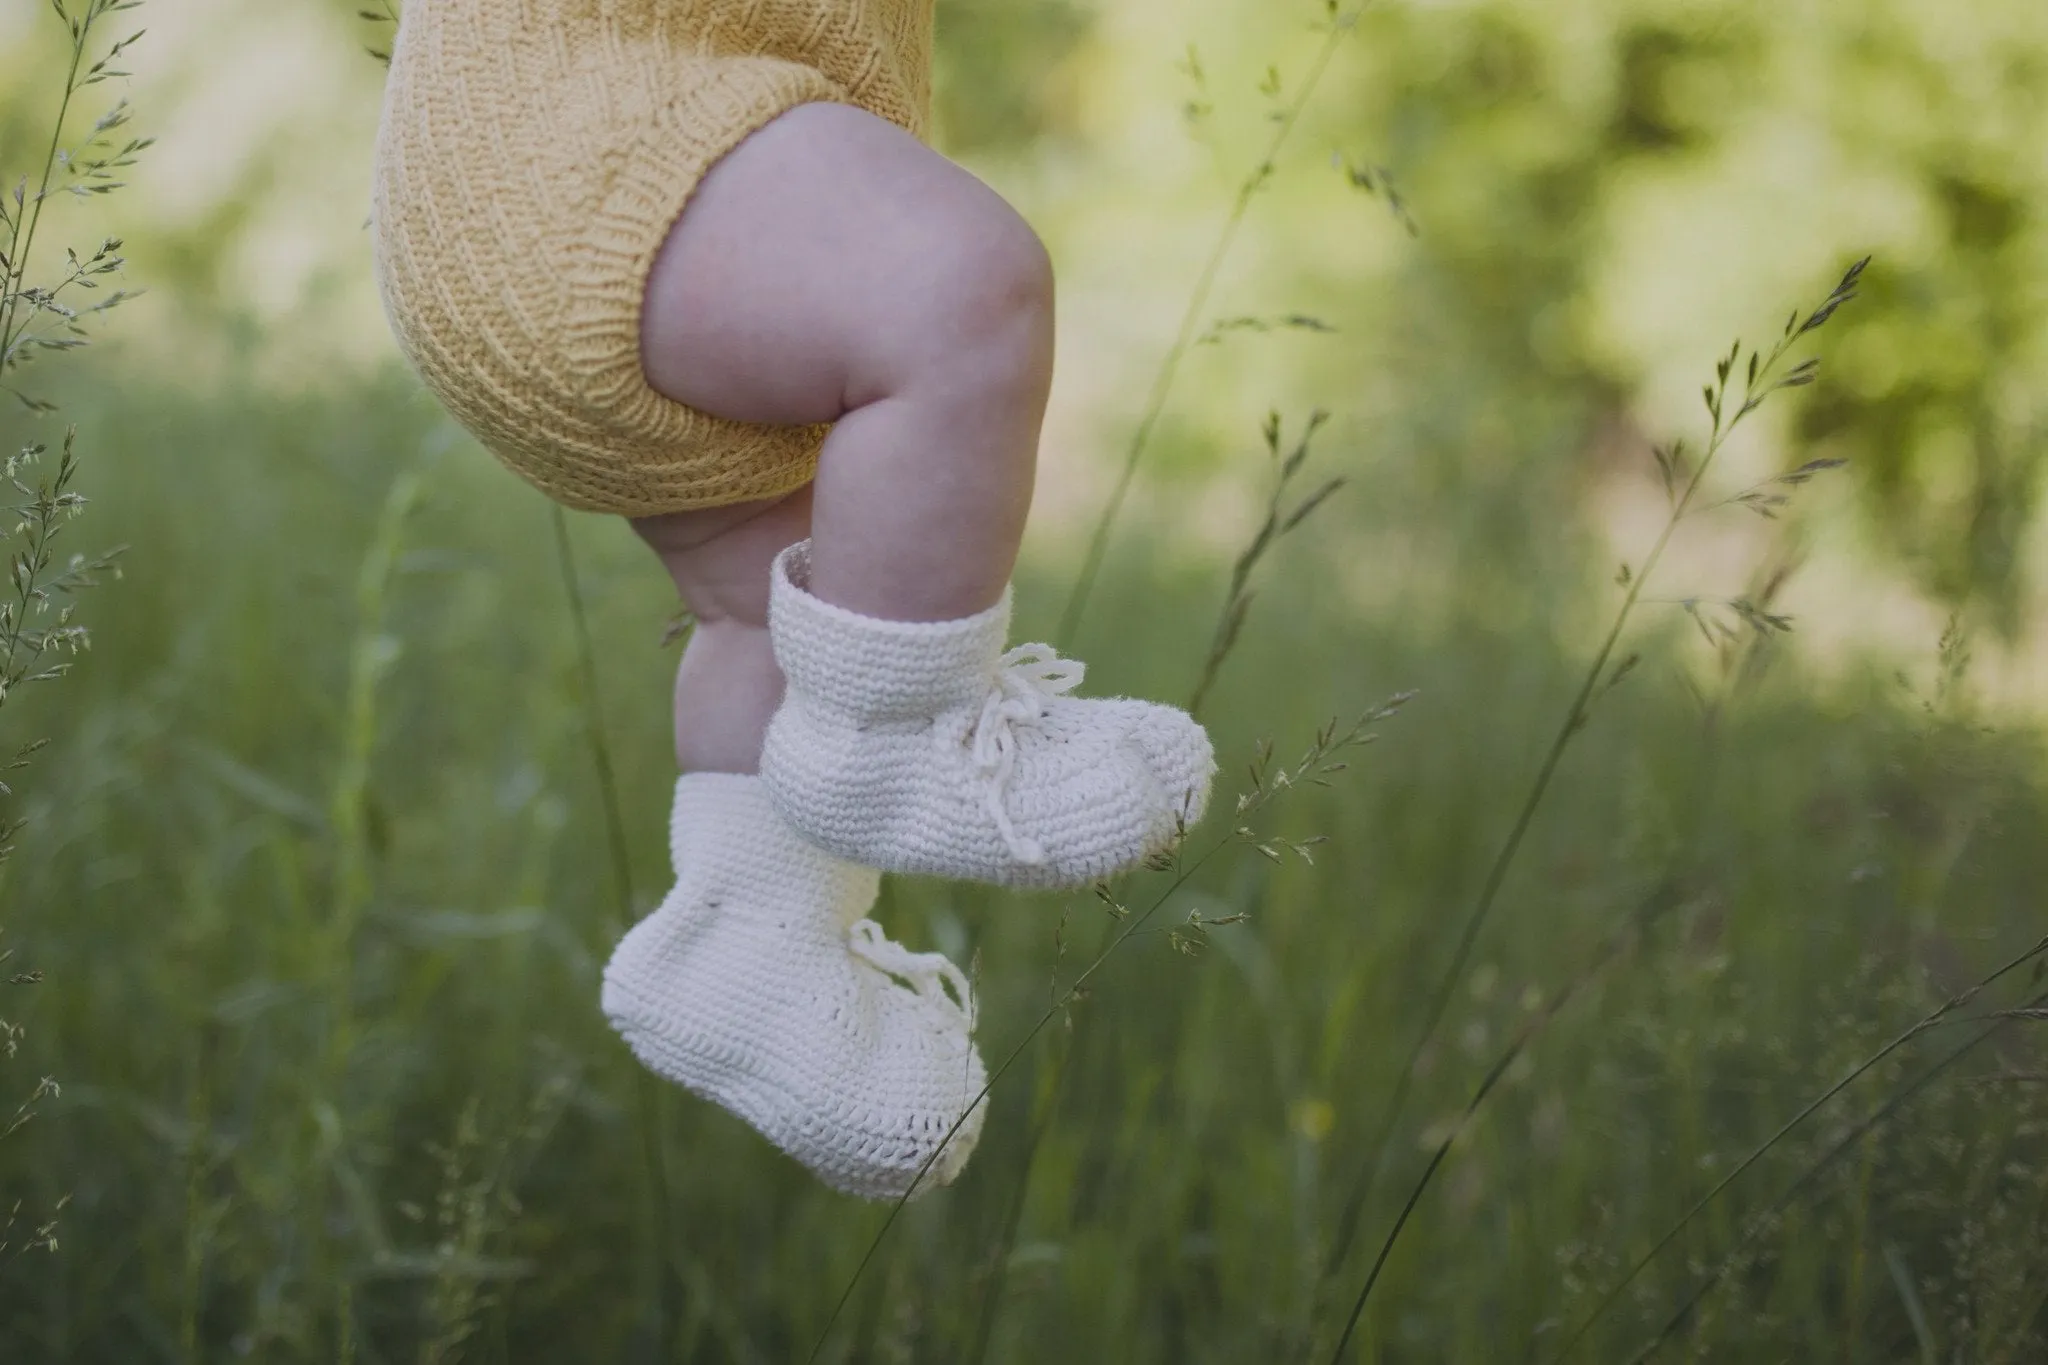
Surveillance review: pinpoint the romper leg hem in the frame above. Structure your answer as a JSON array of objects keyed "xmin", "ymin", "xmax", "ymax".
[{"xmin": 548, "ymin": 56, "xmax": 856, "ymax": 518}]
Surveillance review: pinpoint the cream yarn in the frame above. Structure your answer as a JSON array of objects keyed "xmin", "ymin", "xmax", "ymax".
[
  {"xmin": 760, "ymin": 541, "xmax": 1217, "ymax": 889},
  {"xmin": 601, "ymin": 772, "xmax": 986, "ymax": 1201}
]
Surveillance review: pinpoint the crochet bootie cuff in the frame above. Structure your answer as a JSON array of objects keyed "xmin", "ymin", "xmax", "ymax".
[
  {"xmin": 664, "ymin": 771, "xmax": 878, "ymax": 920},
  {"xmin": 768, "ymin": 541, "xmax": 1013, "ymax": 719}
]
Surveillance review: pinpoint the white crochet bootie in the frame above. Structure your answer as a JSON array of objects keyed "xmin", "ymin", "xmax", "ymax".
[
  {"xmin": 760, "ymin": 541, "xmax": 1216, "ymax": 889},
  {"xmin": 600, "ymin": 772, "xmax": 987, "ymax": 1201}
]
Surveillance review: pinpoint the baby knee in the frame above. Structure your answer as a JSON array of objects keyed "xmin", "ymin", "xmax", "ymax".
[
  {"xmin": 838, "ymin": 183, "xmax": 1055, "ymax": 408},
  {"xmin": 922, "ymin": 213, "xmax": 1054, "ymax": 362}
]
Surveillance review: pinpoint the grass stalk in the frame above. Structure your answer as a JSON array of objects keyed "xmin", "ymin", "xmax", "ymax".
[
  {"xmin": 1620, "ymin": 979, "xmax": 2048, "ymax": 1364},
  {"xmin": 0, "ymin": 7, "xmax": 87, "ymax": 367},
  {"xmin": 548, "ymin": 507, "xmax": 635, "ymax": 928},
  {"xmin": 1313, "ymin": 564, "xmax": 1794, "ymax": 1359},
  {"xmin": 1056, "ymin": 0, "xmax": 1373, "ymax": 646},
  {"xmin": 546, "ymin": 505, "xmax": 678, "ymax": 1358},
  {"xmin": 0, "ymin": 0, "xmax": 145, "ymax": 1307},
  {"xmin": 2, "ymin": 1, "xmax": 148, "ymax": 398},
  {"xmin": 1188, "ymin": 408, "xmax": 1344, "ymax": 719},
  {"xmin": 1315, "ymin": 261, "xmax": 1869, "ymax": 1306},
  {"xmin": 1553, "ymin": 933, "xmax": 2048, "ymax": 1362},
  {"xmin": 964, "ymin": 1030, "xmax": 1072, "ymax": 1365},
  {"xmin": 964, "ymin": 402, "xmax": 1353, "ymax": 1356},
  {"xmin": 1320, "ymin": 882, "xmax": 1678, "ymax": 1362},
  {"xmin": 806, "ymin": 703, "xmax": 1407, "ymax": 1363},
  {"xmin": 805, "ymin": 861, "xmax": 1224, "ymax": 1362},
  {"xmin": 176, "ymin": 1023, "xmax": 218, "ymax": 1365},
  {"xmin": 317, "ymin": 464, "xmax": 424, "ymax": 1359},
  {"xmin": 328, "ymin": 469, "xmax": 423, "ymax": 947}
]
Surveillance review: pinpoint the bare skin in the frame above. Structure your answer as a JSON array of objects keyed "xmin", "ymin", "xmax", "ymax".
[{"xmin": 630, "ymin": 100, "xmax": 1056, "ymax": 775}]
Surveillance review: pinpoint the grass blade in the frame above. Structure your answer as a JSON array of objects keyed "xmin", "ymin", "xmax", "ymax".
[
  {"xmin": 1057, "ymin": 3, "xmax": 1376, "ymax": 646},
  {"xmin": 549, "ymin": 504, "xmax": 677, "ymax": 1355},
  {"xmin": 1617, "ymin": 984, "xmax": 2048, "ymax": 1365},
  {"xmin": 809, "ymin": 711, "xmax": 1402, "ymax": 1361},
  {"xmin": 1549, "ymin": 934, "xmax": 2048, "ymax": 1362},
  {"xmin": 1321, "ymin": 886, "xmax": 1672, "ymax": 1362},
  {"xmin": 1315, "ymin": 264, "xmax": 1866, "ymax": 1313},
  {"xmin": 1882, "ymin": 1242, "xmax": 1939, "ymax": 1365}
]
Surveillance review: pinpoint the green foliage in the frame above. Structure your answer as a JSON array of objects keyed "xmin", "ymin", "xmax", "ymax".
[
  {"xmin": 933, "ymin": 0, "xmax": 1094, "ymax": 157},
  {"xmin": 0, "ymin": 0, "xmax": 146, "ymax": 848},
  {"xmin": 0, "ymin": 0, "xmax": 146, "ymax": 1272},
  {"xmin": 3, "ymin": 0, "xmax": 2048, "ymax": 1360},
  {"xmin": 1308, "ymin": 0, "xmax": 2048, "ymax": 631},
  {"xmin": 2, "ymin": 307, "xmax": 2045, "ymax": 1359}
]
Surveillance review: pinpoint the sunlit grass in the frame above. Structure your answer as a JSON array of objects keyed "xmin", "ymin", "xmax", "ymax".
[{"xmin": 2, "ymin": 0, "xmax": 2046, "ymax": 1360}]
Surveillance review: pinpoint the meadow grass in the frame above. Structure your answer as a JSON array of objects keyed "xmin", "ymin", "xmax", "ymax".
[
  {"xmin": 0, "ymin": 347, "xmax": 2043, "ymax": 1362},
  {"xmin": 4, "ymin": 0, "xmax": 2048, "ymax": 1361},
  {"xmin": 1, "ymin": 0, "xmax": 149, "ymax": 1286}
]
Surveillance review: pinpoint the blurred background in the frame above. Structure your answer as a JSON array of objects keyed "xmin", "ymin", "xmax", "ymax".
[{"xmin": 1, "ymin": 0, "xmax": 2045, "ymax": 1359}]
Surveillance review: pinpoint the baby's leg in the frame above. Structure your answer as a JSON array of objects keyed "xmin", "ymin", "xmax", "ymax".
[
  {"xmin": 637, "ymin": 99, "xmax": 1212, "ymax": 886},
  {"xmin": 615, "ymin": 491, "xmax": 992, "ymax": 1199},
  {"xmin": 639, "ymin": 100, "xmax": 1051, "ymax": 623},
  {"xmin": 632, "ymin": 487, "xmax": 811, "ymax": 775}
]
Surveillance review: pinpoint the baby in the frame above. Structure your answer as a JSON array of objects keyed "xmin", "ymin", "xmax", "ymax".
[{"xmin": 370, "ymin": 0, "xmax": 1215, "ymax": 1199}]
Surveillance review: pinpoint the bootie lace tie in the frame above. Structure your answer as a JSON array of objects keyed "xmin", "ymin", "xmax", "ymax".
[
  {"xmin": 936, "ymin": 643, "xmax": 1086, "ymax": 866},
  {"xmin": 846, "ymin": 919, "xmax": 977, "ymax": 1032}
]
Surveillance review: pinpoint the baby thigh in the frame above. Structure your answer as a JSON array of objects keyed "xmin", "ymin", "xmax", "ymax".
[{"xmin": 640, "ymin": 100, "xmax": 1055, "ymax": 622}]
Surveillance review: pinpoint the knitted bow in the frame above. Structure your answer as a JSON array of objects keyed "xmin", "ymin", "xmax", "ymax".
[
  {"xmin": 846, "ymin": 918, "xmax": 976, "ymax": 1031},
  {"xmin": 954, "ymin": 643, "xmax": 1085, "ymax": 865}
]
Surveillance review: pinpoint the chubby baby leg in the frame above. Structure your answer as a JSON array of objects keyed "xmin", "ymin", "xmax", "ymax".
[
  {"xmin": 609, "ymin": 105, "xmax": 1005, "ymax": 1199},
  {"xmin": 638, "ymin": 100, "xmax": 1212, "ymax": 887},
  {"xmin": 640, "ymin": 99, "xmax": 1046, "ymax": 622},
  {"xmin": 632, "ymin": 487, "xmax": 810, "ymax": 775}
]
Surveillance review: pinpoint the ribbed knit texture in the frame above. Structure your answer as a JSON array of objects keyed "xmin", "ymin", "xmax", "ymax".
[
  {"xmin": 370, "ymin": 0, "xmax": 934, "ymax": 516},
  {"xmin": 601, "ymin": 772, "xmax": 986, "ymax": 1201},
  {"xmin": 761, "ymin": 542, "xmax": 1219, "ymax": 889}
]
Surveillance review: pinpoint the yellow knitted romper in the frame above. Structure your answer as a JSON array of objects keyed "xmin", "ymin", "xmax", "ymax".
[{"xmin": 370, "ymin": 0, "xmax": 934, "ymax": 516}]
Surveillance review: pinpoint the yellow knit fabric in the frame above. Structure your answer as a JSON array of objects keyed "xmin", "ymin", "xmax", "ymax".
[{"xmin": 370, "ymin": 0, "xmax": 935, "ymax": 516}]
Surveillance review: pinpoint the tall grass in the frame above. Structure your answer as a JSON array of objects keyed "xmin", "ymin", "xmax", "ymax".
[
  {"xmin": 0, "ymin": 0, "xmax": 148, "ymax": 1276},
  {"xmin": 4, "ymin": 350, "xmax": 2046, "ymax": 1361},
  {"xmin": 1055, "ymin": 0, "xmax": 1375, "ymax": 646},
  {"xmin": 0, "ymin": 1, "xmax": 2045, "ymax": 1361},
  {"xmin": 1315, "ymin": 261, "xmax": 1868, "ymax": 1360}
]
